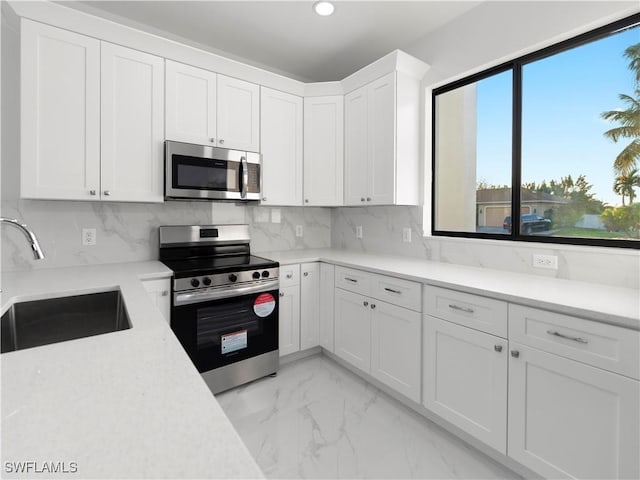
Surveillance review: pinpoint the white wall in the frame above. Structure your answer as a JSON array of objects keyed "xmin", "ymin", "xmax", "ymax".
[{"xmin": 332, "ymin": 1, "xmax": 640, "ymax": 289}]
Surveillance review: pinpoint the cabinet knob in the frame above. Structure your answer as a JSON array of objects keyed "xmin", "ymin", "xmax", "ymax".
[
  {"xmin": 363, "ymin": 301, "xmax": 369, "ymax": 307},
  {"xmin": 510, "ymin": 350, "xmax": 520, "ymax": 358},
  {"xmin": 161, "ymin": 290, "xmax": 169, "ymax": 297},
  {"xmin": 305, "ymin": 199, "xmax": 309, "ymax": 203},
  {"xmin": 262, "ymin": 197, "xmax": 267, "ymax": 201},
  {"xmin": 360, "ymin": 197, "xmax": 365, "ymax": 202},
  {"xmin": 279, "ymin": 292, "xmax": 284, "ymax": 297},
  {"xmin": 210, "ymin": 138, "xmax": 215, "ymax": 143},
  {"xmin": 286, "ymin": 273, "xmax": 292, "ymax": 279},
  {"xmin": 89, "ymin": 190, "xmax": 97, "ymax": 196},
  {"xmin": 219, "ymin": 139, "xmax": 225, "ymax": 145},
  {"xmin": 103, "ymin": 190, "xmax": 111, "ymax": 196},
  {"xmin": 303, "ymin": 272, "xmax": 308, "ymax": 277},
  {"xmin": 366, "ymin": 197, "xmax": 371, "ymax": 202},
  {"xmin": 494, "ymin": 345, "xmax": 503, "ymax": 353},
  {"xmin": 370, "ymin": 304, "xmax": 376, "ymax": 309}
]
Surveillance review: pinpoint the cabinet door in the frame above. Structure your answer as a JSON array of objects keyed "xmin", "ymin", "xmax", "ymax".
[
  {"xmin": 371, "ymin": 300, "xmax": 421, "ymax": 402},
  {"xmin": 423, "ymin": 316, "xmax": 507, "ymax": 453},
  {"xmin": 344, "ymin": 87, "xmax": 369, "ymax": 206},
  {"xmin": 278, "ymin": 285, "xmax": 300, "ymax": 357},
  {"xmin": 141, "ymin": 278, "xmax": 171, "ymax": 323},
  {"xmin": 101, "ymin": 43, "xmax": 164, "ymax": 203},
  {"xmin": 21, "ymin": 20, "xmax": 100, "ymax": 200},
  {"xmin": 508, "ymin": 343, "xmax": 640, "ymax": 479},
  {"xmin": 217, "ymin": 75, "xmax": 260, "ymax": 152},
  {"xmin": 303, "ymin": 96, "xmax": 344, "ymax": 206},
  {"xmin": 260, "ymin": 87, "xmax": 303, "ymax": 205},
  {"xmin": 367, "ymin": 72, "xmax": 396, "ymax": 205},
  {"xmin": 319, "ymin": 263, "xmax": 335, "ymax": 352},
  {"xmin": 300, "ymin": 263, "xmax": 320, "ymax": 350},
  {"xmin": 165, "ymin": 60, "xmax": 217, "ymax": 146},
  {"xmin": 334, "ymin": 289, "xmax": 370, "ymax": 373}
]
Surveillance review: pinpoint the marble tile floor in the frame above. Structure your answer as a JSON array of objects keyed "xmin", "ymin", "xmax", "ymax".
[{"xmin": 216, "ymin": 354, "xmax": 520, "ymax": 479}]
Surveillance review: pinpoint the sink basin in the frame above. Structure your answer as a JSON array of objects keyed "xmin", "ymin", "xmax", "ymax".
[{"xmin": 1, "ymin": 290, "xmax": 131, "ymax": 353}]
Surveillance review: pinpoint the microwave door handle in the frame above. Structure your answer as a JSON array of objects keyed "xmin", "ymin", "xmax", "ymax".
[{"xmin": 240, "ymin": 156, "xmax": 248, "ymax": 199}]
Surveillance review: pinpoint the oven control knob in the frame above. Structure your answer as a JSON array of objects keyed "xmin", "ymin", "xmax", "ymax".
[
  {"xmin": 252, "ymin": 271, "xmax": 261, "ymax": 280},
  {"xmin": 190, "ymin": 278, "xmax": 200, "ymax": 288},
  {"xmin": 228, "ymin": 274, "xmax": 238, "ymax": 282},
  {"xmin": 202, "ymin": 277, "xmax": 211, "ymax": 286},
  {"xmin": 262, "ymin": 270, "xmax": 270, "ymax": 278}
]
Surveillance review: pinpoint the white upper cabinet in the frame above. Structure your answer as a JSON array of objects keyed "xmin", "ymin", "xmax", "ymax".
[
  {"xmin": 165, "ymin": 64, "xmax": 259, "ymax": 152},
  {"xmin": 21, "ymin": 19, "xmax": 101, "ymax": 200},
  {"xmin": 217, "ymin": 75, "xmax": 260, "ymax": 152},
  {"xmin": 21, "ymin": 20, "xmax": 164, "ymax": 202},
  {"xmin": 303, "ymin": 96, "xmax": 344, "ymax": 206},
  {"xmin": 344, "ymin": 71, "xmax": 421, "ymax": 206},
  {"xmin": 260, "ymin": 87, "xmax": 303, "ymax": 205},
  {"xmin": 101, "ymin": 43, "xmax": 164, "ymax": 203},
  {"xmin": 165, "ymin": 60, "xmax": 217, "ymax": 146}
]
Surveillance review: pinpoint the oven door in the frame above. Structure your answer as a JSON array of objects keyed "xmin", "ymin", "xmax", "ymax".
[{"xmin": 171, "ymin": 282, "xmax": 278, "ymax": 373}]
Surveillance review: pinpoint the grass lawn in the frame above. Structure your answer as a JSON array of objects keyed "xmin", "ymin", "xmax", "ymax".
[{"xmin": 550, "ymin": 227, "xmax": 640, "ymax": 240}]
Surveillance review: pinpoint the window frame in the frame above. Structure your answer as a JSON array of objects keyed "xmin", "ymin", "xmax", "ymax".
[{"xmin": 431, "ymin": 12, "xmax": 640, "ymax": 249}]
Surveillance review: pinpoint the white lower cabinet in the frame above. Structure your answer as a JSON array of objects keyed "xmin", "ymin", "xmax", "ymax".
[
  {"xmin": 319, "ymin": 263, "xmax": 335, "ymax": 352},
  {"xmin": 141, "ymin": 278, "xmax": 171, "ymax": 323},
  {"xmin": 300, "ymin": 263, "xmax": 320, "ymax": 350},
  {"xmin": 508, "ymin": 342, "xmax": 640, "ymax": 479},
  {"xmin": 371, "ymin": 301, "xmax": 421, "ymax": 402},
  {"xmin": 423, "ymin": 315, "xmax": 507, "ymax": 453},
  {"xmin": 334, "ymin": 288, "xmax": 372, "ymax": 373},
  {"xmin": 278, "ymin": 285, "xmax": 300, "ymax": 356}
]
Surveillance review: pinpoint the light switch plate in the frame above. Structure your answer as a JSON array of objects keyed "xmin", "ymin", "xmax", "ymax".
[
  {"xmin": 295, "ymin": 225, "xmax": 303, "ymax": 237},
  {"xmin": 403, "ymin": 227, "xmax": 412, "ymax": 243},
  {"xmin": 356, "ymin": 226, "xmax": 363, "ymax": 238}
]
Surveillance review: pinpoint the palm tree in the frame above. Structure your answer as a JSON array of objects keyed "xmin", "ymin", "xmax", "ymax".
[
  {"xmin": 601, "ymin": 43, "xmax": 640, "ymax": 175},
  {"xmin": 613, "ymin": 168, "xmax": 640, "ymax": 205}
]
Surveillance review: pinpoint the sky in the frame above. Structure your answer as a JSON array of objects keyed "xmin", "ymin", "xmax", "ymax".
[{"xmin": 476, "ymin": 23, "xmax": 640, "ymax": 207}]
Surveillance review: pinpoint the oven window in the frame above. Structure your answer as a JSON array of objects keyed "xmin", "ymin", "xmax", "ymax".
[
  {"xmin": 172, "ymin": 155, "xmax": 238, "ymax": 191},
  {"xmin": 197, "ymin": 303, "xmax": 261, "ymax": 350}
]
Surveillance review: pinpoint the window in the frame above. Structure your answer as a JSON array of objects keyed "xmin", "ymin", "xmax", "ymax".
[{"xmin": 432, "ymin": 13, "xmax": 640, "ymax": 248}]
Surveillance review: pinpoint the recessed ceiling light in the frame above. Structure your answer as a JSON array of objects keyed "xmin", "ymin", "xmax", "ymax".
[{"xmin": 313, "ymin": 1, "xmax": 335, "ymax": 16}]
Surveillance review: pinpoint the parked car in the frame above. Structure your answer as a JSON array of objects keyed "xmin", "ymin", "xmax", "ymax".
[{"xmin": 503, "ymin": 214, "xmax": 552, "ymax": 234}]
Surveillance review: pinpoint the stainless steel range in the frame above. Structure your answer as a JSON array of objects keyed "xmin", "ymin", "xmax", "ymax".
[{"xmin": 159, "ymin": 224, "xmax": 279, "ymax": 394}]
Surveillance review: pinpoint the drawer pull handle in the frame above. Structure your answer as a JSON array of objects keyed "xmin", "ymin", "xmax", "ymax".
[
  {"xmin": 345, "ymin": 277, "xmax": 358, "ymax": 283},
  {"xmin": 511, "ymin": 350, "xmax": 520, "ymax": 358},
  {"xmin": 384, "ymin": 287, "xmax": 402, "ymax": 294},
  {"xmin": 494, "ymin": 345, "xmax": 503, "ymax": 352},
  {"xmin": 546, "ymin": 330, "xmax": 589, "ymax": 344},
  {"xmin": 448, "ymin": 304, "xmax": 474, "ymax": 314}
]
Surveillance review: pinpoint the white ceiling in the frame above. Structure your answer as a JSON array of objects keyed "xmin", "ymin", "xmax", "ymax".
[{"xmin": 59, "ymin": 1, "xmax": 481, "ymax": 82}]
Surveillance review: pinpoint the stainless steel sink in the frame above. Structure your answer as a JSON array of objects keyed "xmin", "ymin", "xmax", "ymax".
[{"xmin": 1, "ymin": 290, "xmax": 131, "ymax": 353}]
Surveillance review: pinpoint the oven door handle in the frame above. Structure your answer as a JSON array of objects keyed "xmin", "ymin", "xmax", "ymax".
[{"xmin": 174, "ymin": 279, "xmax": 279, "ymax": 306}]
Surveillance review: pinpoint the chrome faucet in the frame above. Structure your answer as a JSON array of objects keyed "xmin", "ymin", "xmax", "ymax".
[{"xmin": 0, "ymin": 217, "xmax": 45, "ymax": 260}]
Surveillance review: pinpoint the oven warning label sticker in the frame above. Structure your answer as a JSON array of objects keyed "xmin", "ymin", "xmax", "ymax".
[
  {"xmin": 254, "ymin": 293, "xmax": 276, "ymax": 317},
  {"xmin": 222, "ymin": 329, "xmax": 248, "ymax": 354}
]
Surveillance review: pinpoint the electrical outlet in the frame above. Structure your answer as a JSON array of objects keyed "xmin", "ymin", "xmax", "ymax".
[
  {"xmin": 355, "ymin": 225, "xmax": 363, "ymax": 238},
  {"xmin": 295, "ymin": 225, "xmax": 303, "ymax": 237},
  {"xmin": 402, "ymin": 227, "xmax": 412, "ymax": 243},
  {"xmin": 271, "ymin": 209, "xmax": 281, "ymax": 223},
  {"xmin": 532, "ymin": 254, "xmax": 558, "ymax": 270},
  {"xmin": 82, "ymin": 228, "xmax": 97, "ymax": 246}
]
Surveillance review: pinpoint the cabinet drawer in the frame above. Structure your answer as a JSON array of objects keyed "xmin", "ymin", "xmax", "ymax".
[
  {"xmin": 509, "ymin": 304, "xmax": 640, "ymax": 380},
  {"xmin": 335, "ymin": 266, "xmax": 370, "ymax": 296},
  {"xmin": 370, "ymin": 274, "xmax": 421, "ymax": 312},
  {"xmin": 424, "ymin": 285, "xmax": 508, "ymax": 338},
  {"xmin": 280, "ymin": 264, "xmax": 300, "ymax": 287}
]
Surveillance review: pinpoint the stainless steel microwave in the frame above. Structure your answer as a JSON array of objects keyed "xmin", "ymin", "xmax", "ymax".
[{"xmin": 165, "ymin": 141, "xmax": 261, "ymax": 201}]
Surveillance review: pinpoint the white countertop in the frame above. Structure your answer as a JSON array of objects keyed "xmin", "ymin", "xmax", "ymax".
[
  {"xmin": 256, "ymin": 248, "xmax": 640, "ymax": 330},
  {"xmin": 1, "ymin": 262, "xmax": 263, "ymax": 479}
]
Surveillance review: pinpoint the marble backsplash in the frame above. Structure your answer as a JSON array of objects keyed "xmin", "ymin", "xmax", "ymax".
[{"xmin": 332, "ymin": 206, "xmax": 640, "ymax": 289}]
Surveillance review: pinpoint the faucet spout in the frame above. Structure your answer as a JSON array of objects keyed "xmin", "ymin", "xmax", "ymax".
[{"xmin": 0, "ymin": 217, "xmax": 45, "ymax": 260}]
